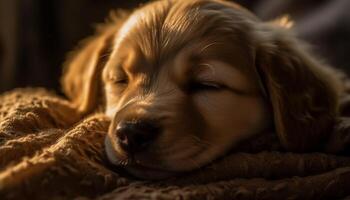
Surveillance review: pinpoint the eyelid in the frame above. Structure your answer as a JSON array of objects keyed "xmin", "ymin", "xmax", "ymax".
[
  {"xmin": 113, "ymin": 75, "xmax": 128, "ymax": 84},
  {"xmin": 107, "ymin": 69, "xmax": 128, "ymax": 84},
  {"xmin": 199, "ymin": 81, "xmax": 221, "ymax": 88},
  {"xmin": 113, "ymin": 78, "xmax": 128, "ymax": 84},
  {"xmin": 193, "ymin": 78, "xmax": 247, "ymax": 95},
  {"xmin": 193, "ymin": 73, "xmax": 218, "ymax": 84},
  {"xmin": 187, "ymin": 79, "xmax": 223, "ymax": 93},
  {"xmin": 193, "ymin": 62, "xmax": 251, "ymax": 95},
  {"xmin": 191, "ymin": 68, "xmax": 221, "ymax": 89}
]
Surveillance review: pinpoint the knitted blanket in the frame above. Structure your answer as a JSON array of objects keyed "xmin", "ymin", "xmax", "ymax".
[{"xmin": 1, "ymin": 88, "xmax": 350, "ymax": 200}]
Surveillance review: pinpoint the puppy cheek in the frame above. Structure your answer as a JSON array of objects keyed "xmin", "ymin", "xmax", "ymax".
[{"xmin": 194, "ymin": 92, "xmax": 266, "ymax": 145}]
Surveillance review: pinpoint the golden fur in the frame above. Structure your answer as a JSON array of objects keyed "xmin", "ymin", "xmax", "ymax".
[{"xmin": 61, "ymin": 0, "xmax": 343, "ymax": 179}]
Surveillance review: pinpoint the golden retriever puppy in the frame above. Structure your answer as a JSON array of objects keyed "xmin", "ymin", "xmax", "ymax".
[{"xmin": 61, "ymin": 0, "xmax": 343, "ymax": 179}]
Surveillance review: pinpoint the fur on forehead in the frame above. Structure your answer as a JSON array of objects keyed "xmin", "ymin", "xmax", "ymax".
[{"xmin": 112, "ymin": 0, "xmax": 259, "ymax": 64}]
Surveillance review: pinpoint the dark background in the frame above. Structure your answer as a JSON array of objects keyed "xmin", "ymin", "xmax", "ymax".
[{"xmin": 1, "ymin": 0, "xmax": 350, "ymax": 93}]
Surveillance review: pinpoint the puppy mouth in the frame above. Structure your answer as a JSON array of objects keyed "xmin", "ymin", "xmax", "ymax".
[{"xmin": 105, "ymin": 136, "xmax": 179, "ymax": 180}]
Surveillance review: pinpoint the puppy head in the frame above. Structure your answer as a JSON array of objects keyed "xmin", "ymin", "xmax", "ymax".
[{"xmin": 62, "ymin": 0, "xmax": 342, "ymax": 179}]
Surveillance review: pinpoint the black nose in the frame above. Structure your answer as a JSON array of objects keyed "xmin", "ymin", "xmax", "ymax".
[{"xmin": 115, "ymin": 120, "xmax": 161, "ymax": 153}]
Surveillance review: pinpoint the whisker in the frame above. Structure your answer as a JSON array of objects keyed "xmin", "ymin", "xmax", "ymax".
[
  {"xmin": 99, "ymin": 52, "xmax": 111, "ymax": 59},
  {"xmin": 118, "ymin": 157, "xmax": 132, "ymax": 166}
]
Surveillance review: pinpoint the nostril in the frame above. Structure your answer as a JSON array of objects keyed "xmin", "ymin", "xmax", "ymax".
[
  {"xmin": 115, "ymin": 123, "xmax": 127, "ymax": 141},
  {"xmin": 116, "ymin": 123, "xmax": 130, "ymax": 150},
  {"xmin": 116, "ymin": 128, "xmax": 127, "ymax": 142},
  {"xmin": 115, "ymin": 120, "xmax": 161, "ymax": 153},
  {"xmin": 117, "ymin": 132, "xmax": 128, "ymax": 149}
]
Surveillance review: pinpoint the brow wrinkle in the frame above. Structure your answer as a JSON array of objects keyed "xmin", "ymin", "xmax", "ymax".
[
  {"xmin": 198, "ymin": 42, "xmax": 222, "ymax": 55},
  {"xmin": 194, "ymin": 62, "xmax": 216, "ymax": 78}
]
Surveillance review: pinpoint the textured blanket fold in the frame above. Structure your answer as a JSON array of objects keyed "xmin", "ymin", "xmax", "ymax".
[{"xmin": 1, "ymin": 88, "xmax": 350, "ymax": 200}]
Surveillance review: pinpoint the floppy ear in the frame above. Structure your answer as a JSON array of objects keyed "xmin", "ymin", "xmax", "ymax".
[
  {"xmin": 255, "ymin": 24, "xmax": 343, "ymax": 152},
  {"xmin": 61, "ymin": 11, "xmax": 129, "ymax": 114}
]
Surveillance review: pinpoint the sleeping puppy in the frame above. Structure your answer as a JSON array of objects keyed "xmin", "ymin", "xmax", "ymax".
[{"xmin": 61, "ymin": 0, "xmax": 343, "ymax": 179}]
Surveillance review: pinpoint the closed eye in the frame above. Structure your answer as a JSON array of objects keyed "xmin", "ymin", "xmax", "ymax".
[
  {"xmin": 189, "ymin": 81, "xmax": 224, "ymax": 92},
  {"xmin": 189, "ymin": 80, "xmax": 248, "ymax": 95},
  {"xmin": 107, "ymin": 73, "xmax": 129, "ymax": 85},
  {"xmin": 107, "ymin": 67, "xmax": 129, "ymax": 85},
  {"xmin": 114, "ymin": 78, "xmax": 128, "ymax": 84}
]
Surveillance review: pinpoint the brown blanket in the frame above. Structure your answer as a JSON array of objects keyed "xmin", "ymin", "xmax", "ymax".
[{"xmin": 1, "ymin": 88, "xmax": 350, "ymax": 200}]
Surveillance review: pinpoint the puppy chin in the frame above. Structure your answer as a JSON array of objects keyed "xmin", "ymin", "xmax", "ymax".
[{"xmin": 105, "ymin": 137, "xmax": 178, "ymax": 180}]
